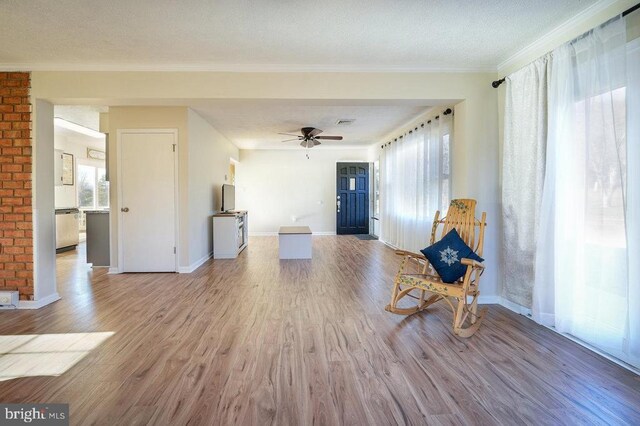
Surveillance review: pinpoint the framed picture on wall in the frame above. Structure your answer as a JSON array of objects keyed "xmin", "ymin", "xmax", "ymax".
[{"xmin": 62, "ymin": 153, "xmax": 74, "ymax": 185}]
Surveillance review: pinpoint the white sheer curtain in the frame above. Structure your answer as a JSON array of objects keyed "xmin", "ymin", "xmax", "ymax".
[
  {"xmin": 380, "ymin": 115, "xmax": 452, "ymax": 253},
  {"xmin": 533, "ymin": 16, "xmax": 640, "ymax": 368},
  {"xmin": 502, "ymin": 56, "xmax": 550, "ymax": 307},
  {"xmin": 626, "ymin": 36, "xmax": 640, "ymax": 366}
]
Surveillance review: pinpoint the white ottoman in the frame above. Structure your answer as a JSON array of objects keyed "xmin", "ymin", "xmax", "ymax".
[{"xmin": 278, "ymin": 226, "xmax": 312, "ymax": 259}]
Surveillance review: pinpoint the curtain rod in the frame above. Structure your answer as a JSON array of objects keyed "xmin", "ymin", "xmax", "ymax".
[
  {"xmin": 623, "ymin": 2, "xmax": 640, "ymax": 17},
  {"xmin": 380, "ymin": 108, "xmax": 452, "ymax": 149},
  {"xmin": 491, "ymin": 1, "xmax": 639, "ymax": 89}
]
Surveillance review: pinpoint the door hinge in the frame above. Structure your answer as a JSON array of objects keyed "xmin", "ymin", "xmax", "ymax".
[
  {"xmin": 172, "ymin": 144, "xmax": 176, "ymax": 152},
  {"xmin": 173, "ymin": 247, "xmax": 176, "ymax": 254}
]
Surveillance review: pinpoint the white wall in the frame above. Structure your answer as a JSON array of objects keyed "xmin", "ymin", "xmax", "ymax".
[
  {"xmin": 32, "ymin": 100, "xmax": 59, "ymax": 304},
  {"xmin": 54, "ymin": 131, "xmax": 106, "ymax": 209},
  {"xmin": 236, "ymin": 149, "xmax": 370, "ymax": 234},
  {"xmin": 187, "ymin": 109, "xmax": 239, "ymax": 267}
]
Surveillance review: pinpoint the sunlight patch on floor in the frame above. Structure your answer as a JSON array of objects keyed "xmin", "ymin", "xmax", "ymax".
[{"xmin": 0, "ymin": 332, "xmax": 114, "ymax": 381}]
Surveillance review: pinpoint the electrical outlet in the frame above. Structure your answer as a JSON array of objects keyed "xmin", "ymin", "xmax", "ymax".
[{"xmin": 0, "ymin": 291, "xmax": 18, "ymax": 308}]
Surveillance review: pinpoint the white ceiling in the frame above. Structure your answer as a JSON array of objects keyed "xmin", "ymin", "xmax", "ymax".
[
  {"xmin": 0, "ymin": 0, "xmax": 599, "ymax": 71},
  {"xmin": 193, "ymin": 102, "xmax": 432, "ymax": 149}
]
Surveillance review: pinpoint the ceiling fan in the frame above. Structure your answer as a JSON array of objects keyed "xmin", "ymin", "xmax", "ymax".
[{"xmin": 279, "ymin": 127, "xmax": 343, "ymax": 148}]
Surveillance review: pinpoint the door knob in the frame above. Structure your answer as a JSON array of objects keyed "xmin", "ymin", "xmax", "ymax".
[{"xmin": 121, "ymin": 207, "xmax": 130, "ymax": 212}]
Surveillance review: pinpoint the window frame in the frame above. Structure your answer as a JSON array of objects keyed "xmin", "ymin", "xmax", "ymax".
[{"xmin": 77, "ymin": 161, "xmax": 109, "ymax": 211}]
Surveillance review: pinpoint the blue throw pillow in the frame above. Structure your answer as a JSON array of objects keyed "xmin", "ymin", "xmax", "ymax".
[{"xmin": 420, "ymin": 228, "xmax": 484, "ymax": 283}]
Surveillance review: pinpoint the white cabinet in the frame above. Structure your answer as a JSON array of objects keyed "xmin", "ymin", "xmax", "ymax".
[
  {"xmin": 55, "ymin": 208, "xmax": 80, "ymax": 250},
  {"xmin": 213, "ymin": 211, "xmax": 248, "ymax": 259}
]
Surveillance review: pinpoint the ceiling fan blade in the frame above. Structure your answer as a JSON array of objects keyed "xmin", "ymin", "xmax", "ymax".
[
  {"xmin": 308, "ymin": 127, "xmax": 323, "ymax": 137},
  {"xmin": 281, "ymin": 138, "xmax": 300, "ymax": 142},
  {"xmin": 278, "ymin": 132, "xmax": 301, "ymax": 137},
  {"xmin": 314, "ymin": 136, "xmax": 343, "ymax": 140}
]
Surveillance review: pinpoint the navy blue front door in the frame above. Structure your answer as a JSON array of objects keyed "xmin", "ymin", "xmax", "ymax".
[{"xmin": 337, "ymin": 163, "xmax": 369, "ymax": 235}]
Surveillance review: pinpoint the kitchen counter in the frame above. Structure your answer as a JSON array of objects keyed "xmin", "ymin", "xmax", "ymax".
[{"xmin": 86, "ymin": 211, "xmax": 110, "ymax": 267}]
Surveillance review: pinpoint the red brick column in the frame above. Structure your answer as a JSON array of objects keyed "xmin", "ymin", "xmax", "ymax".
[{"xmin": 0, "ymin": 72, "xmax": 33, "ymax": 300}]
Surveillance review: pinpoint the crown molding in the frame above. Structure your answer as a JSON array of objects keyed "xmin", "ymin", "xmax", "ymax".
[
  {"xmin": 0, "ymin": 62, "xmax": 497, "ymax": 74},
  {"xmin": 497, "ymin": 0, "xmax": 628, "ymax": 74}
]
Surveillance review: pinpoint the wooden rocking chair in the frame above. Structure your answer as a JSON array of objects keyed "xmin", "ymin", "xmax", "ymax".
[{"xmin": 385, "ymin": 199, "xmax": 487, "ymax": 337}]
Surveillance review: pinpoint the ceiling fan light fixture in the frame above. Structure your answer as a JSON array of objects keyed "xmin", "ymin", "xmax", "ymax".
[{"xmin": 284, "ymin": 127, "xmax": 343, "ymax": 149}]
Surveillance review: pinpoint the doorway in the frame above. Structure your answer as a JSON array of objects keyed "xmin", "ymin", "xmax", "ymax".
[
  {"xmin": 53, "ymin": 106, "xmax": 109, "ymax": 296},
  {"xmin": 336, "ymin": 162, "xmax": 369, "ymax": 235},
  {"xmin": 117, "ymin": 129, "xmax": 178, "ymax": 272}
]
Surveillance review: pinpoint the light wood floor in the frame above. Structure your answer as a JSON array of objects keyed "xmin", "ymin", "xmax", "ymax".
[{"xmin": 0, "ymin": 237, "xmax": 639, "ymax": 425}]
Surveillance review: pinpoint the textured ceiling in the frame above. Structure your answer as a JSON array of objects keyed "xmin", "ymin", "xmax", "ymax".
[
  {"xmin": 0, "ymin": 0, "xmax": 599, "ymax": 70},
  {"xmin": 193, "ymin": 103, "xmax": 431, "ymax": 149}
]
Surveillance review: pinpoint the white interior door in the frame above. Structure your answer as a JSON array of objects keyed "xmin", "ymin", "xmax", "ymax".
[{"xmin": 119, "ymin": 130, "xmax": 177, "ymax": 272}]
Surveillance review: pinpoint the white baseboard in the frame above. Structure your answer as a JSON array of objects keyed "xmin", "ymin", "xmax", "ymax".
[
  {"xmin": 312, "ymin": 231, "xmax": 336, "ymax": 236},
  {"xmin": 477, "ymin": 295, "xmax": 501, "ymax": 305},
  {"xmin": 18, "ymin": 292, "xmax": 61, "ymax": 309},
  {"xmin": 496, "ymin": 296, "xmax": 639, "ymax": 375},
  {"xmin": 476, "ymin": 295, "xmax": 533, "ymax": 315},
  {"xmin": 110, "ymin": 252, "xmax": 213, "ymax": 274},
  {"xmin": 499, "ymin": 296, "xmax": 533, "ymax": 316},
  {"xmin": 178, "ymin": 252, "xmax": 212, "ymax": 273},
  {"xmin": 545, "ymin": 326, "xmax": 640, "ymax": 375},
  {"xmin": 380, "ymin": 239, "xmax": 399, "ymax": 250}
]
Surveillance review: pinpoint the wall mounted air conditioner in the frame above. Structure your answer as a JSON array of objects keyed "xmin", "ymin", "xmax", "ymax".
[{"xmin": 0, "ymin": 291, "xmax": 19, "ymax": 309}]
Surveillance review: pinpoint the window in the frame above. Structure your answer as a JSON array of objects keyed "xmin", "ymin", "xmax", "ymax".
[
  {"xmin": 379, "ymin": 115, "xmax": 453, "ymax": 252},
  {"xmin": 78, "ymin": 164, "xmax": 109, "ymax": 210},
  {"xmin": 441, "ymin": 133, "xmax": 451, "ymax": 210},
  {"xmin": 97, "ymin": 168, "xmax": 108, "ymax": 208},
  {"xmin": 577, "ymin": 87, "xmax": 626, "ymax": 247},
  {"xmin": 229, "ymin": 161, "xmax": 236, "ymax": 185},
  {"xmin": 373, "ymin": 160, "xmax": 380, "ymax": 217}
]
